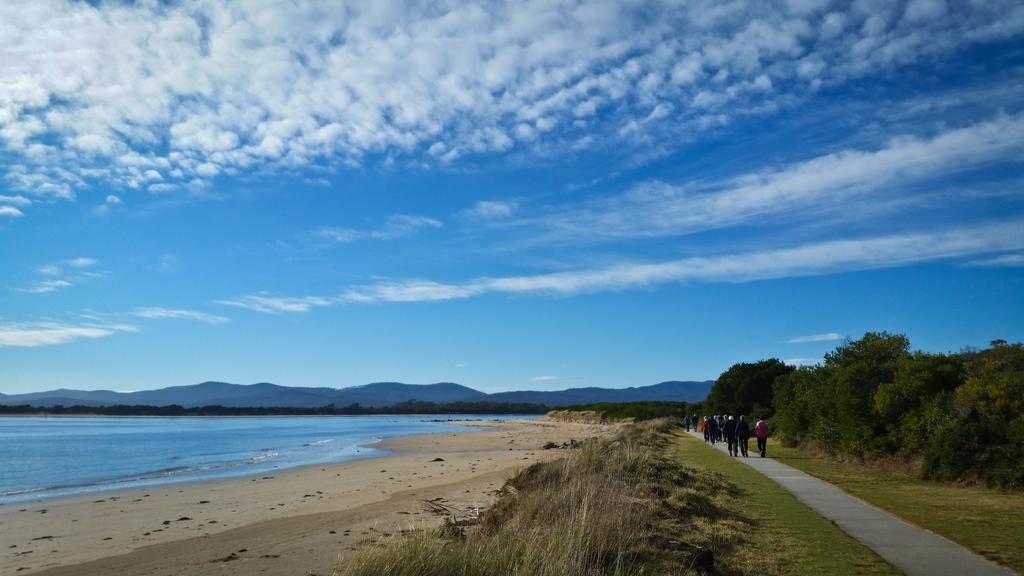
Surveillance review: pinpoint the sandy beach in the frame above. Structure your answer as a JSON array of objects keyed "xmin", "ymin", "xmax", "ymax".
[{"xmin": 0, "ymin": 418, "xmax": 612, "ymax": 576}]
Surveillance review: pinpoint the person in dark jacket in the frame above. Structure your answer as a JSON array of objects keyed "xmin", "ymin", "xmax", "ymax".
[
  {"xmin": 723, "ymin": 415, "xmax": 738, "ymax": 456},
  {"xmin": 706, "ymin": 416, "xmax": 719, "ymax": 445},
  {"xmin": 736, "ymin": 415, "xmax": 751, "ymax": 457}
]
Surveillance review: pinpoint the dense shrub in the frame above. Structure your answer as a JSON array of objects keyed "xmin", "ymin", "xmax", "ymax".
[
  {"xmin": 705, "ymin": 359, "xmax": 792, "ymax": 419},
  {"xmin": 765, "ymin": 334, "xmax": 1024, "ymax": 489},
  {"xmin": 922, "ymin": 341, "xmax": 1024, "ymax": 489}
]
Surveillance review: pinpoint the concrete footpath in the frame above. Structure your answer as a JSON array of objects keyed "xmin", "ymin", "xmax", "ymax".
[{"xmin": 686, "ymin": 430, "xmax": 1018, "ymax": 576}]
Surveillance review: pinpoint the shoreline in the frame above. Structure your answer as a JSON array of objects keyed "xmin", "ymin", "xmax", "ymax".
[
  {"xmin": 1, "ymin": 417, "xmax": 613, "ymax": 576},
  {"xmin": 0, "ymin": 415, "xmax": 536, "ymax": 505}
]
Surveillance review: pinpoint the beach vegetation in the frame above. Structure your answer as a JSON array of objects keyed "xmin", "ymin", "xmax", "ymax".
[{"xmin": 335, "ymin": 419, "xmax": 717, "ymax": 576}]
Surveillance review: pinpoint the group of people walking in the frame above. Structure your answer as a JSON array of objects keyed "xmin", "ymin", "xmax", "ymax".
[{"xmin": 683, "ymin": 414, "xmax": 769, "ymax": 458}]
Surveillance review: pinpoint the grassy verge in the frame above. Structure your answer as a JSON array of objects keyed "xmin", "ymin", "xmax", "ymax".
[
  {"xmin": 335, "ymin": 419, "xmax": 715, "ymax": 576},
  {"xmin": 768, "ymin": 439, "xmax": 1024, "ymax": 572},
  {"xmin": 672, "ymin": 433, "xmax": 899, "ymax": 576}
]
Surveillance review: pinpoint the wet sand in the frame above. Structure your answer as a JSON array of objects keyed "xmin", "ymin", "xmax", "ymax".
[{"xmin": 0, "ymin": 418, "xmax": 612, "ymax": 576}]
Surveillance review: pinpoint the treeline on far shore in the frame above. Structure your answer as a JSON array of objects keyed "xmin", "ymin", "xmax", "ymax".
[
  {"xmin": 553, "ymin": 401, "xmax": 695, "ymax": 422},
  {"xmin": 0, "ymin": 400, "xmax": 550, "ymax": 416},
  {"xmin": 703, "ymin": 333, "xmax": 1024, "ymax": 490}
]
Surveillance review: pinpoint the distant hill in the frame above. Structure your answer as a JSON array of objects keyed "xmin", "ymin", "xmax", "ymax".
[
  {"xmin": 487, "ymin": 381, "xmax": 712, "ymax": 406},
  {"xmin": 0, "ymin": 380, "xmax": 711, "ymax": 409}
]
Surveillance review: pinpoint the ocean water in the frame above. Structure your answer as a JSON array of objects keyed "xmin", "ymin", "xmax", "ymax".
[{"xmin": 0, "ymin": 415, "xmax": 522, "ymax": 504}]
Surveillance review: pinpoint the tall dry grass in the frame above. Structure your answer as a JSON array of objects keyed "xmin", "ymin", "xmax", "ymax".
[{"xmin": 334, "ymin": 419, "xmax": 725, "ymax": 576}]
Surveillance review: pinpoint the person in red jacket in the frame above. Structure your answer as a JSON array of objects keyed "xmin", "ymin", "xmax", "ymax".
[{"xmin": 755, "ymin": 417, "xmax": 769, "ymax": 458}]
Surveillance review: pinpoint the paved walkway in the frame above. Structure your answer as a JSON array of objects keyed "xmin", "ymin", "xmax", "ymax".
[{"xmin": 685, "ymin": 430, "xmax": 1017, "ymax": 576}]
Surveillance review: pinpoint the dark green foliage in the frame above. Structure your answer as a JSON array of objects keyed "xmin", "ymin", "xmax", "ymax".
[
  {"xmin": 923, "ymin": 341, "xmax": 1024, "ymax": 489},
  {"xmin": 772, "ymin": 334, "xmax": 1024, "ymax": 489},
  {"xmin": 875, "ymin": 352, "xmax": 963, "ymax": 452},
  {"xmin": 825, "ymin": 333, "xmax": 911, "ymax": 452},
  {"xmin": 553, "ymin": 401, "xmax": 692, "ymax": 421},
  {"xmin": 922, "ymin": 413, "xmax": 1024, "ymax": 489},
  {"xmin": 771, "ymin": 332, "xmax": 914, "ymax": 453},
  {"xmin": 0, "ymin": 400, "xmax": 549, "ymax": 416},
  {"xmin": 706, "ymin": 358, "xmax": 793, "ymax": 418},
  {"xmin": 771, "ymin": 367, "xmax": 823, "ymax": 448}
]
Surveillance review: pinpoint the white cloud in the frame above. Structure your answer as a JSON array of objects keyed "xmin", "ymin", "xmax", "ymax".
[
  {"xmin": 228, "ymin": 219, "xmax": 1024, "ymax": 311},
  {"xmin": 0, "ymin": 322, "xmax": 136, "ymax": 348},
  {"xmin": 904, "ymin": 0, "xmax": 947, "ymax": 23},
  {"xmin": 528, "ymin": 375, "xmax": 559, "ymax": 382},
  {"xmin": 524, "ymin": 115, "xmax": 1024, "ymax": 243},
  {"xmin": 370, "ymin": 215, "xmax": 443, "ymax": 240},
  {"xmin": 217, "ymin": 294, "xmax": 333, "ymax": 314},
  {"xmin": 15, "ymin": 279, "xmax": 72, "ymax": 294},
  {"xmin": 786, "ymin": 332, "xmax": 845, "ymax": 343},
  {"xmin": 17, "ymin": 257, "xmax": 101, "ymax": 294},
  {"xmin": 0, "ymin": 206, "xmax": 24, "ymax": 218},
  {"xmin": 369, "ymin": 219, "xmax": 1024, "ymax": 301},
  {"xmin": 66, "ymin": 257, "xmax": 98, "ymax": 268},
  {"xmin": 783, "ymin": 357, "xmax": 821, "ymax": 367},
  {"xmin": 341, "ymin": 280, "xmax": 485, "ymax": 304},
  {"xmin": 105, "ymin": 195, "xmax": 122, "ymax": 205},
  {"xmin": 314, "ymin": 227, "xmax": 361, "ymax": 244},
  {"xmin": 0, "ymin": 194, "xmax": 31, "ymax": 206},
  {"xmin": 314, "ymin": 214, "xmax": 442, "ymax": 244},
  {"xmin": 131, "ymin": 307, "xmax": 230, "ymax": 325},
  {"xmin": 462, "ymin": 200, "xmax": 517, "ymax": 220},
  {"xmin": 1, "ymin": 0, "xmax": 1018, "ymax": 199},
  {"xmin": 966, "ymin": 253, "xmax": 1024, "ymax": 267}
]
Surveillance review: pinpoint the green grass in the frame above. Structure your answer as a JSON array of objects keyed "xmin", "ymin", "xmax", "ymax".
[
  {"xmin": 672, "ymin": 433, "xmax": 900, "ymax": 576},
  {"xmin": 768, "ymin": 440, "xmax": 1024, "ymax": 572}
]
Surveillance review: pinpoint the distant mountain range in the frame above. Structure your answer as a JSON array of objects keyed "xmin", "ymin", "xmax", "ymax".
[{"xmin": 0, "ymin": 380, "xmax": 712, "ymax": 409}]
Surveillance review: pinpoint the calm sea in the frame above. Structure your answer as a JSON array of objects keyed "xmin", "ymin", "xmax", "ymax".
[{"xmin": 0, "ymin": 415, "xmax": 523, "ymax": 504}]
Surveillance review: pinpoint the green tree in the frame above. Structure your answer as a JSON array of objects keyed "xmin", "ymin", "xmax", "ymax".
[
  {"xmin": 772, "ymin": 366, "xmax": 826, "ymax": 447},
  {"xmin": 924, "ymin": 341, "xmax": 1024, "ymax": 488},
  {"xmin": 708, "ymin": 358, "xmax": 793, "ymax": 418},
  {"xmin": 873, "ymin": 351, "xmax": 962, "ymax": 452},
  {"xmin": 822, "ymin": 332, "xmax": 911, "ymax": 453}
]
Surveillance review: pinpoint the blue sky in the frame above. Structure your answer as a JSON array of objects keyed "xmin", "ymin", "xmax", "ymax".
[{"xmin": 1, "ymin": 0, "xmax": 1023, "ymax": 394}]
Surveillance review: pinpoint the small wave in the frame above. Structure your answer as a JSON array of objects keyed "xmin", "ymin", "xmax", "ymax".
[
  {"xmin": 1, "ymin": 456, "xmax": 283, "ymax": 501},
  {"xmin": 0, "ymin": 466, "xmax": 193, "ymax": 498},
  {"xmin": 1, "ymin": 486, "xmax": 50, "ymax": 497},
  {"xmin": 303, "ymin": 439, "xmax": 334, "ymax": 447},
  {"xmin": 248, "ymin": 449, "xmax": 279, "ymax": 463},
  {"xmin": 138, "ymin": 465, "xmax": 193, "ymax": 478}
]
